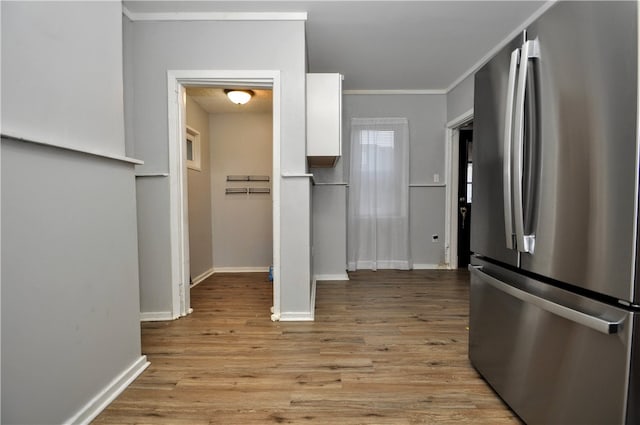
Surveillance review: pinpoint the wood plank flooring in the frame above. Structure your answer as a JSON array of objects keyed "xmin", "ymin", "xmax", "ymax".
[{"xmin": 93, "ymin": 270, "xmax": 520, "ymax": 424}]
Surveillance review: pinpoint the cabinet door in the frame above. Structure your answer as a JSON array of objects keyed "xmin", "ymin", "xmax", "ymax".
[{"xmin": 307, "ymin": 73, "xmax": 342, "ymax": 159}]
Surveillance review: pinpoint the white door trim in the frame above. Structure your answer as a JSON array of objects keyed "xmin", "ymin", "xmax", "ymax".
[
  {"xmin": 444, "ymin": 108, "xmax": 474, "ymax": 270},
  {"xmin": 167, "ymin": 70, "xmax": 281, "ymax": 319}
]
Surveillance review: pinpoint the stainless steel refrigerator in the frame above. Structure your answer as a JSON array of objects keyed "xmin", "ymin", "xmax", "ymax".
[{"xmin": 469, "ymin": 2, "xmax": 640, "ymax": 423}]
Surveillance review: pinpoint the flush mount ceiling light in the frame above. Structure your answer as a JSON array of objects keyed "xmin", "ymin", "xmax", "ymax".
[{"xmin": 224, "ymin": 89, "xmax": 254, "ymax": 105}]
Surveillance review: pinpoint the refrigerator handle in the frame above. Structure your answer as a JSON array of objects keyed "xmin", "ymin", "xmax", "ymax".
[
  {"xmin": 503, "ymin": 48, "xmax": 520, "ymax": 250},
  {"xmin": 512, "ymin": 39, "xmax": 539, "ymax": 254},
  {"xmin": 469, "ymin": 266, "xmax": 625, "ymax": 335}
]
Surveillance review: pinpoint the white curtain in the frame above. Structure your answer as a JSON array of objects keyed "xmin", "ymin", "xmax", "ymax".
[{"xmin": 347, "ymin": 117, "xmax": 411, "ymax": 271}]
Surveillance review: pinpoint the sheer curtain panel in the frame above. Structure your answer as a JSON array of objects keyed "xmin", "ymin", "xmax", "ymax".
[{"xmin": 347, "ymin": 117, "xmax": 411, "ymax": 271}]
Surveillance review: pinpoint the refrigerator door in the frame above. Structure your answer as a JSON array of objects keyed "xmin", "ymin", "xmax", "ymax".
[
  {"xmin": 470, "ymin": 36, "xmax": 522, "ymax": 267},
  {"xmin": 469, "ymin": 258, "xmax": 634, "ymax": 424},
  {"xmin": 518, "ymin": 1, "xmax": 639, "ymax": 303}
]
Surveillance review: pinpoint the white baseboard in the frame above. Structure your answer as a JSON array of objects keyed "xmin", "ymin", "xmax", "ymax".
[
  {"xmin": 66, "ymin": 355, "xmax": 150, "ymax": 425},
  {"xmin": 314, "ymin": 273, "xmax": 350, "ymax": 281},
  {"xmin": 213, "ymin": 267, "xmax": 269, "ymax": 273},
  {"xmin": 278, "ymin": 311, "xmax": 314, "ymax": 321},
  {"xmin": 190, "ymin": 268, "xmax": 214, "ymax": 288},
  {"xmin": 413, "ymin": 263, "xmax": 448, "ymax": 270},
  {"xmin": 140, "ymin": 311, "xmax": 174, "ymax": 322},
  {"xmin": 276, "ymin": 277, "xmax": 317, "ymax": 322}
]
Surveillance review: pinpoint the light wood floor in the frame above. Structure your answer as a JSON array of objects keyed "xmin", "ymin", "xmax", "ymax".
[{"xmin": 93, "ymin": 270, "xmax": 520, "ymax": 424}]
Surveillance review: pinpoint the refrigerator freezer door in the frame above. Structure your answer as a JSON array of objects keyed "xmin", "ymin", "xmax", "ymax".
[
  {"xmin": 519, "ymin": 1, "xmax": 639, "ymax": 303},
  {"xmin": 470, "ymin": 35, "xmax": 522, "ymax": 267},
  {"xmin": 469, "ymin": 260, "xmax": 634, "ymax": 424}
]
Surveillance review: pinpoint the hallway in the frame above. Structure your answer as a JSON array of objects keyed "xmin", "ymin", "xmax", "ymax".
[{"xmin": 93, "ymin": 270, "xmax": 519, "ymax": 424}]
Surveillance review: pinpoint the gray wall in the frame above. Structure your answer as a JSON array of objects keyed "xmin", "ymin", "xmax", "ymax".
[
  {"xmin": 123, "ymin": 13, "xmax": 136, "ymax": 157},
  {"xmin": 186, "ymin": 97, "xmax": 213, "ymax": 279},
  {"xmin": 136, "ymin": 177, "xmax": 173, "ymax": 314},
  {"xmin": 2, "ymin": 2, "xmax": 125, "ymax": 153},
  {"xmin": 126, "ymin": 19, "xmax": 312, "ymax": 316},
  {"xmin": 210, "ymin": 112, "xmax": 273, "ymax": 269},
  {"xmin": 312, "ymin": 185, "xmax": 348, "ymax": 277},
  {"xmin": 311, "ymin": 94, "xmax": 448, "ymax": 273},
  {"xmin": 447, "ymin": 74, "xmax": 475, "ymax": 123},
  {"xmin": 1, "ymin": 2, "xmax": 143, "ymax": 423}
]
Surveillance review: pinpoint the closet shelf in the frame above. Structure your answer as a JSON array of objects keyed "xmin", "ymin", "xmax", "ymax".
[
  {"xmin": 225, "ymin": 187, "xmax": 271, "ymax": 195},
  {"xmin": 227, "ymin": 175, "xmax": 270, "ymax": 182},
  {"xmin": 226, "ymin": 188, "xmax": 247, "ymax": 194}
]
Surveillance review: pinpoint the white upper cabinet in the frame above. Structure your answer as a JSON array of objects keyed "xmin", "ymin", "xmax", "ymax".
[{"xmin": 306, "ymin": 73, "xmax": 343, "ymax": 167}]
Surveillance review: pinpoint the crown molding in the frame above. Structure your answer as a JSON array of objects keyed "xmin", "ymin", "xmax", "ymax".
[
  {"xmin": 343, "ymin": 89, "xmax": 446, "ymax": 95},
  {"xmin": 445, "ymin": 0, "xmax": 556, "ymax": 93},
  {"xmin": 122, "ymin": 7, "xmax": 307, "ymax": 22}
]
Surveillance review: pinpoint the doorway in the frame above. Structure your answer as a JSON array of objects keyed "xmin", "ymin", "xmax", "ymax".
[
  {"xmin": 185, "ymin": 86, "xmax": 274, "ymax": 283},
  {"xmin": 444, "ymin": 108, "xmax": 473, "ymax": 270},
  {"xmin": 457, "ymin": 125, "xmax": 473, "ymax": 268},
  {"xmin": 167, "ymin": 70, "xmax": 282, "ymax": 320}
]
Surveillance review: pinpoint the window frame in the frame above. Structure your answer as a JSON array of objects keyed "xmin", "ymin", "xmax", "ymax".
[{"xmin": 186, "ymin": 125, "xmax": 201, "ymax": 171}]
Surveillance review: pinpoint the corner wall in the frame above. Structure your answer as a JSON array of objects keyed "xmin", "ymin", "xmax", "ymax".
[{"xmin": 1, "ymin": 3, "xmax": 145, "ymax": 423}]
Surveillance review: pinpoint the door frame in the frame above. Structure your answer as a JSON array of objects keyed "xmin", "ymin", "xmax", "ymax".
[
  {"xmin": 444, "ymin": 108, "xmax": 474, "ymax": 269},
  {"xmin": 167, "ymin": 70, "xmax": 281, "ymax": 319}
]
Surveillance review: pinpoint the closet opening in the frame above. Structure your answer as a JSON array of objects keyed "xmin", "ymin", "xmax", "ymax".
[
  {"xmin": 167, "ymin": 71, "xmax": 281, "ymax": 320},
  {"xmin": 185, "ymin": 86, "xmax": 274, "ymax": 289}
]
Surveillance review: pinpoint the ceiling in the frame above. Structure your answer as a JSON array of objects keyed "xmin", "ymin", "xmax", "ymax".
[
  {"xmin": 186, "ymin": 87, "xmax": 273, "ymax": 113},
  {"xmin": 124, "ymin": 1, "xmax": 548, "ymax": 91}
]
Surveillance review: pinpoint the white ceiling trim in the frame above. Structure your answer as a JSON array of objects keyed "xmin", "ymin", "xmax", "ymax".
[
  {"xmin": 343, "ymin": 89, "xmax": 446, "ymax": 95},
  {"xmin": 445, "ymin": 0, "xmax": 557, "ymax": 94},
  {"xmin": 122, "ymin": 7, "xmax": 307, "ymax": 22}
]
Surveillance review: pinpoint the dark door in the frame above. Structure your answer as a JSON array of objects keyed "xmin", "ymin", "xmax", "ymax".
[{"xmin": 457, "ymin": 128, "xmax": 473, "ymax": 268}]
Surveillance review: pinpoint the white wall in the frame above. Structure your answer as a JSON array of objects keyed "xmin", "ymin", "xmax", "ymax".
[
  {"xmin": 210, "ymin": 112, "xmax": 273, "ymax": 269},
  {"xmin": 126, "ymin": 19, "xmax": 311, "ymax": 317},
  {"xmin": 186, "ymin": 97, "xmax": 213, "ymax": 279},
  {"xmin": 1, "ymin": 2, "xmax": 145, "ymax": 423},
  {"xmin": 311, "ymin": 93, "xmax": 448, "ymax": 273}
]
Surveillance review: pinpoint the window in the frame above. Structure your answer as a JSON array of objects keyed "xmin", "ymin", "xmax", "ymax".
[
  {"xmin": 186, "ymin": 126, "xmax": 201, "ymax": 171},
  {"xmin": 358, "ymin": 129, "xmax": 397, "ymax": 216},
  {"xmin": 360, "ymin": 130, "xmax": 395, "ymax": 147},
  {"xmin": 348, "ymin": 117, "xmax": 411, "ymax": 271}
]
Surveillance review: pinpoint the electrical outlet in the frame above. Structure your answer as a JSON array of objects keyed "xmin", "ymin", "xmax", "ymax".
[
  {"xmin": 434, "ymin": 173, "xmax": 440, "ymax": 183},
  {"xmin": 432, "ymin": 234, "xmax": 439, "ymax": 242}
]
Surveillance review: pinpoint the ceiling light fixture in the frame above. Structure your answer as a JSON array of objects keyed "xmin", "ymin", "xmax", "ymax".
[{"xmin": 224, "ymin": 89, "xmax": 254, "ymax": 105}]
